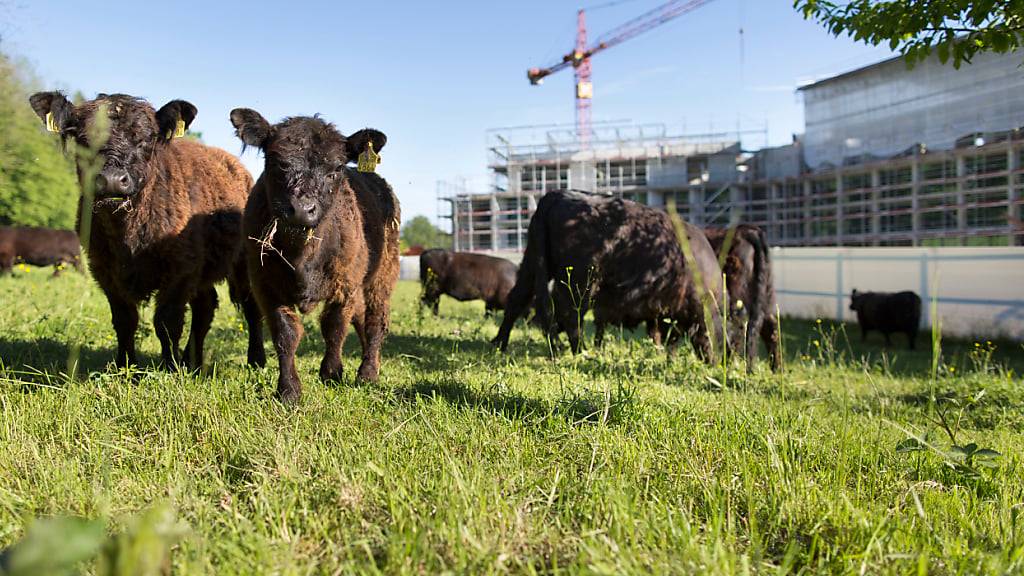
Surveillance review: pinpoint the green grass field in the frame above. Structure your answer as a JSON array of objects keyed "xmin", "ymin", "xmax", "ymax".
[{"xmin": 0, "ymin": 267, "xmax": 1022, "ymax": 574}]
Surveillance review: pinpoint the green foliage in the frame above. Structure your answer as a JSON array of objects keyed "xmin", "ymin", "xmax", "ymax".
[
  {"xmin": 0, "ymin": 516, "xmax": 105, "ymax": 576},
  {"xmin": 0, "ymin": 51, "xmax": 78, "ymax": 229},
  {"xmin": 794, "ymin": 0, "xmax": 1024, "ymax": 68},
  {"xmin": 0, "ymin": 271, "xmax": 1023, "ymax": 572},
  {"xmin": 0, "ymin": 504, "xmax": 184, "ymax": 576},
  {"xmin": 400, "ymin": 215, "xmax": 450, "ymax": 249}
]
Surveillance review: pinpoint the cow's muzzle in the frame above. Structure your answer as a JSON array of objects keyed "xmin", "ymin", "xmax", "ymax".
[{"xmin": 94, "ymin": 168, "xmax": 133, "ymax": 198}]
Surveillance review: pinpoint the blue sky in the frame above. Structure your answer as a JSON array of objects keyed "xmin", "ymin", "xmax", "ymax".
[{"xmin": 3, "ymin": 0, "xmax": 894, "ymax": 225}]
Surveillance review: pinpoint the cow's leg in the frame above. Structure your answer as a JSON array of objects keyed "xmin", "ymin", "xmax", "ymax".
[
  {"xmin": 241, "ymin": 296, "xmax": 266, "ymax": 367},
  {"xmin": 356, "ymin": 295, "xmax": 390, "ymax": 382},
  {"xmin": 883, "ymin": 331, "xmax": 892, "ymax": 347},
  {"xmin": 153, "ymin": 293, "xmax": 187, "ymax": 370},
  {"xmin": 646, "ymin": 319, "xmax": 663, "ymax": 346},
  {"xmin": 744, "ymin": 319, "xmax": 760, "ymax": 373},
  {"xmin": 553, "ymin": 287, "xmax": 583, "ymax": 354},
  {"xmin": 594, "ymin": 319, "xmax": 606, "ymax": 349},
  {"xmin": 267, "ymin": 305, "xmax": 304, "ymax": 403},
  {"xmin": 183, "ymin": 287, "xmax": 218, "ymax": 370},
  {"xmin": 907, "ymin": 329, "xmax": 916, "ymax": 351},
  {"xmin": 860, "ymin": 325, "xmax": 868, "ymax": 343},
  {"xmin": 106, "ymin": 292, "xmax": 139, "ymax": 368},
  {"xmin": 484, "ymin": 301, "xmax": 497, "ymax": 318},
  {"xmin": 493, "ymin": 280, "xmax": 533, "ymax": 351},
  {"xmin": 0, "ymin": 252, "xmax": 14, "ymax": 274},
  {"xmin": 319, "ymin": 300, "xmax": 353, "ymax": 383},
  {"xmin": 761, "ymin": 314, "xmax": 783, "ymax": 372}
]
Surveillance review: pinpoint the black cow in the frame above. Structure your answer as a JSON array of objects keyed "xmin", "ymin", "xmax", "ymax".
[
  {"xmin": 704, "ymin": 224, "xmax": 782, "ymax": 372},
  {"xmin": 0, "ymin": 226, "xmax": 81, "ymax": 276},
  {"xmin": 493, "ymin": 190, "xmax": 723, "ymax": 360},
  {"xmin": 419, "ymin": 249, "xmax": 517, "ymax": 316},
  {"xmin": 849, "ymin": 289, "xmax": 921, "ymax": 349}
]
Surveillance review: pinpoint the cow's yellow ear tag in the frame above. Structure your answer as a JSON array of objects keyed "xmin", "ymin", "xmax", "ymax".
[
  {"xmin": 45, "ymin": 112, "xmax": 59, "ymax": 133},
  {"xmin": 174, "ymin": 119, "xmax": 186, "ymax": 138},
  {"xmin": 357, "ymin": 141, "xmax": 380, "ymax": 173}
]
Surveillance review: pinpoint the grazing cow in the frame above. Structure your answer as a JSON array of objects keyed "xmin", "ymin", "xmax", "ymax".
[
  {"xmin": 419, "ymin": 249, "xmax": 518, "ymax": 316},
  {"xmin": 28, "ymin": 91, "xmax": 262, "ymax": 370},
  {"xmin": 849, "ymin": 289, "xmax": 922, "ymax": 350},
  {"xmin": 704, "ymin": 225, "xmax": 782, "ymax": 372},
  {"xmin": 0, "ymin": 226, "xmax": 81, "ymax": 275},
  {"xmin": 230, "ymin": 108, "xmax": 400, "ymax": 404},
  {"xmin": 493, "ymin": 190, "xmax": 723, "ymax": 360}
]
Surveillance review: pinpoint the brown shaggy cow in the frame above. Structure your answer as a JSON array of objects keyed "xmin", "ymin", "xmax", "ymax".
[
  {"xmin": 493, "ymin": 190, "xmax": 723, "ymax": 360},
  {"xmin": 0, "ymin": 226, "xmax": 82, "ymax": 275},
  {"xmin": 419, "ymin": 249, "xmax": 518, "ymax": 316},
  {"xmin": 230, "ymin": 109, "xmax": 400, "ymax": 404},
  {"xmin": 28, "ymin": 92, "xmax": 263, "ymax": 370},
  {"xmin": 704, "ymin": 224, "xmax": 782, "ymax": 372}
]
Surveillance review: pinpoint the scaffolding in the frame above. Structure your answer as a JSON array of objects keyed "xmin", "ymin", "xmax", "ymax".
[
  {"xmin": 438, "ymin": 49, "xmax": 1024, "ymax": 251},
  {"xmin": 439, "ymin": 121, "xmax": 767, "ymax": 252}
]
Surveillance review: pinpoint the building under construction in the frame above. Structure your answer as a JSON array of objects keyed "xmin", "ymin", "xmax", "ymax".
[{"xmin": 440, "ymin": 50, "xmax": 1024, "ymax": 250}]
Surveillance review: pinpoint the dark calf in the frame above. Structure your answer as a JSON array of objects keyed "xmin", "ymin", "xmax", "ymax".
[
  {"xmin": 704, "ymin": 224, "xmax": 782, "ymax": 372},
  {"xmin": 0, "ymin": 226, "xmax": 81, "ymax": 276},
  {"xmin": 493, "ymin": 190, "xmax": 722, "ymax": 360},
  {"xmin": 28, "ymin": 91, "xmax": 261, "ymax": 370},
  {"xmin": 849, "ymin": 289, "xmax": 922, "ymax": 349},
  {"xmin": 419, "ymin": 249, "xmax": 517, "ymax": 316},
  {"xmin": 230, "ymin": 109, "xmax": 400, "ymax": 404}
]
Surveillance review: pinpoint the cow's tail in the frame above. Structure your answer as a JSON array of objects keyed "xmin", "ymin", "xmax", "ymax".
[
  {"xmin": 745, "ymin": 225, "xmax": 770, "ymax": 324},
  {"xmin": 492, "ymin": 195, "xmax": 553, "ymax": 350}
]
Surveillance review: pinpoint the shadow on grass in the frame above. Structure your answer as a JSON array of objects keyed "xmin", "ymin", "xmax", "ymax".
[
  {"xmin": 0, "ymin": 337, "xmax": 158, "ymax": 386},
  {"xmin": 390, "ymin": 377, "xmax": 637, "ymax": 426}
]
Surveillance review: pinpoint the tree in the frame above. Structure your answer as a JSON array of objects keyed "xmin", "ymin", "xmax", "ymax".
[
  {"xmin": 400, "ymin": 215, "xmax": 451, "ymax": 250},
  {"xmin": 0, "ymin": 50, "xmax": 78, "ymax": 229},
  {"xmin": 795, "ymin": 1, "xmax": 1024, "ymax": 68}
]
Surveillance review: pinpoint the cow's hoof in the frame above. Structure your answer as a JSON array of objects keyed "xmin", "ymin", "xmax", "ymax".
[{"xmin": 276, "ymin": 386, "xmax": 301, "ymax": 405}]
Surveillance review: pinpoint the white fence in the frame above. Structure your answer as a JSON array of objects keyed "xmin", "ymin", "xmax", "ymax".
[
  {"xmin": 774, "ymin": 247, "xmax": 1024, "ymax": 339},
  {"xmin": 401, "ymin": 248, "xmax": 1024, "ymax": 340}
]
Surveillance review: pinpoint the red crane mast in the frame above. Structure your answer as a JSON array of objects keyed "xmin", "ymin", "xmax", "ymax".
[{"xmin": 527, "ymin": 0, "xmax": 714, "ymax": 148}]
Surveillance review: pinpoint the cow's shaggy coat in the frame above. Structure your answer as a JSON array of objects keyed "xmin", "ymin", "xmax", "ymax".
[
  {"xmin": 493, "ymin": 190, "xmax": 723, "ymax": 360},
  {"xmin": 704, "ymin": 224, "xmax": 782, "ymax": 372},
  {"xmin": 230, "ymin": 109, "xmax": 400, "ymax": 403},
  {"xmin": 419, "ymin": 249, "xmax": 517, "ymax": 316},
  {"xmin": 28, "ymin": 92, "xmax": 261, "ymax": 369}
]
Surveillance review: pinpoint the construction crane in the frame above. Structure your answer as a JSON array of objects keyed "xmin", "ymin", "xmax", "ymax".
[{"xmin": 528, "ymin": 0, "xmax": 715, "ymax": 148}]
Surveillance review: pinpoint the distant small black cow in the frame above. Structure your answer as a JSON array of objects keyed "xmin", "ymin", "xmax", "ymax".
[
  {"xmin": 0, "ymin": 226, "xmax": 81, "ymax": 275},
  {"xmin": 419, "ymin": 249, "xmax": 517, "ymax": 316},
  {"xmin": 849, "ymin": 289, "xmax": 921, "ymax": 349}
]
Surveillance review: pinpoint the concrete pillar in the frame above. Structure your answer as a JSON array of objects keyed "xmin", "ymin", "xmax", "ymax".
[
  {"xmin": 870, "ymin": 169, "xmax": 881, "ymax": 246},
  {"xmin": 910, "ymin": 157, "xmax": 921, "ymax": 246},
  {"xmin": 802, "ymin": 179, "xmax": 812, "ymax": 243},
  {"xmin": 835, "ymin": 171, "xmax": 844, "ymax": 246},
  {"xmin": 490, "ymin": 194, "xmax": 500, "ymax": 251},
  {"xmin": 956, "ymin": 155, "xmax": 967, "ymax": 246},
  {"xmin": 689, "ymin": 186, "xmax": 704, "ymax": 226},
  {"xmin": 770, "ymin": 183, "xmax": 780, "ymax": 243},
  {"xmin": 1008, "ymin": 145, "xmax": 1018, "ymax": 246}
]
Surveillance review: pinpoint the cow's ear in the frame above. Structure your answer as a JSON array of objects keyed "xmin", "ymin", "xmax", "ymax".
[
  {"xmin": 155, "ymin": 100, "xmax": 198, "ymax": 141},
  {"xmin": 230, "ymin": 108, "xmax": 272, "ymax": 151},
  {"xmin": 345, "ymin": 128, "xmax": 387, "ymax": 161},
  {"xmin": 28, "ymin": 91, "xmax": 75, "ymax": 134}
]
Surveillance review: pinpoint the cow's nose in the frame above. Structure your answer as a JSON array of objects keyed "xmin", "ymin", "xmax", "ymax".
[
  {"xmin": 287, "ymin": 198, "xmax": 319, "ymax": 228},
  {"xmin": 95, "ymin": 170, "xmax": 131, "ymax": 196}
]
